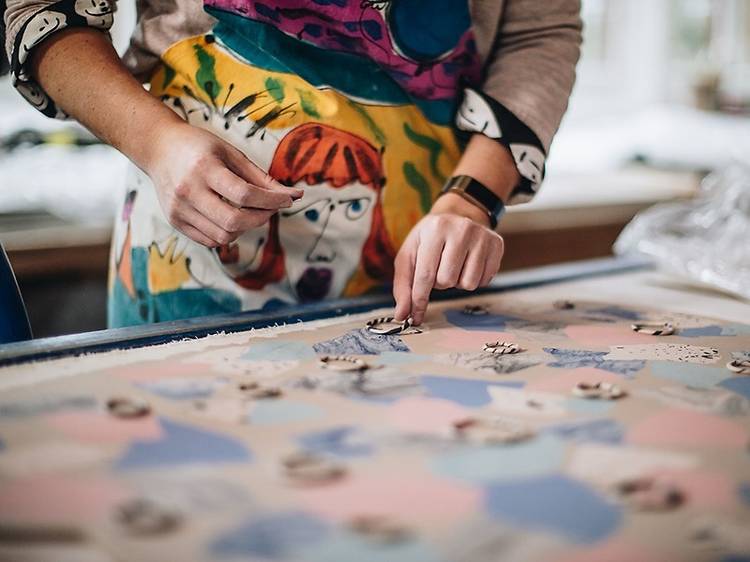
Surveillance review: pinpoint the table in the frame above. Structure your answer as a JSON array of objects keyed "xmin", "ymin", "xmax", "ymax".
[{"xmin": 0, "ymin": 258, "xmax": 748, "ymax": 562}]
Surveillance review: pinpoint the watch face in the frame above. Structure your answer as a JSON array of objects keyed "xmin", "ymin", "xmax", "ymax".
[{"xmin": 442, "ymin": 175, "xmax": 472, "ymax": 194}]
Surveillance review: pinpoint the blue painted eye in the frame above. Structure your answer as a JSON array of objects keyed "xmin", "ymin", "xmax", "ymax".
[
  {"xmin": 305, "ymin": 208, "xmax": 320, "ymax": 222},
  {"xmin": 344, "ymin": 198, "xmax": 370, "ymax": 220}
]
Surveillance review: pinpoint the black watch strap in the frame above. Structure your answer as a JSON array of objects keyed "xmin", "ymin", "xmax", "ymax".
[{"xmin": 440, "ymin": 175, "xmax": 506, "ymax": 229}]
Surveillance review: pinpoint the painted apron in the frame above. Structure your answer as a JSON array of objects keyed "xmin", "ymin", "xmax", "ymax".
[{"xmin": 109, "ymin": 0, "xmax": 483, "ymax": 327}]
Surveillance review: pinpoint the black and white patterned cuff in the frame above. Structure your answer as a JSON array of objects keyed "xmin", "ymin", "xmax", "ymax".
[
  {"xmin": 454, "ymin": 87, "xmax": 546, "ymax": 205},
  {"xmin": 10, "ymin": 0, "xmax": 115, "ymax": 118}
]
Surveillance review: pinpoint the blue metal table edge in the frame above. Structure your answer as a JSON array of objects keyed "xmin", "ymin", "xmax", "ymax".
[{"xmin": 0, "ymin": 256, "xmax": 652, "ymax": 367}]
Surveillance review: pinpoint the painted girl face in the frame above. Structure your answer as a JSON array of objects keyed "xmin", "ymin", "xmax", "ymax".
[{"xmin": 278, "ymin": 182, "xmax": 375, "ymax": 302}]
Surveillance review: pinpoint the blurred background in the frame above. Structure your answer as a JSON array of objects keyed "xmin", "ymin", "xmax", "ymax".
[{"xmin": 1, "ymin": 0, "xmax": 749, "ymax": 337}]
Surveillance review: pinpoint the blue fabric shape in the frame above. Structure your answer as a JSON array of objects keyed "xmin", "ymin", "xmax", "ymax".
[
  {"xmin": 241, "ymin": 340, "xmax": 316, "ymax": 361},
  {"xmin": 313, "ymin": 328, "xmax": 410, "ymax": 355},
  {"xmin": 738, "ymin": 482, "xmax": 750, "ymax": 508},
  {"xmin": 297, "ymin": 426, "xmax": 373, "ymax": 459},
  {"xmin": 544, "ymin": 348, "xmax": 645, "ymax": 376},
  {"xmin": 210, "ymin": 512, "xmax": 328, "ymax": 559},
  {"xmin": 652, "ymin": 361, "xmax": 729, "ymax": 389},
  {"xmin": 588, "ymin": 306, "xmax": 641, "ymax": 320},
  {"xmin": 421, "ymin": 376, "xmax": 524, "ymax": 407},
  {"xmin": 432, "ymin": 434, "xmax": 565, "ymax": 483},
  {"xmin": 721, "ymin": 557, "xmax": 750, "ymax": 562},
  {"xmin": 547, "ymin": 419, "xmax": 623, "ymax": 444},
  {"xmin": 565, "ymin": 398, "xmax": 614, "ymax": 416},
  {"xmin": 484, "ymin": 475, "xmax": 621, "ymax": 544},
  {"xmin": 306, "ymin": 530, "xmax": 440, "ymax": 562},
  {"xmin": 722, "ymin": 323, "xmax": 750, "ymax": 335},
  {"xmin": 249, "ymin": 400, "xmax": 324, "ymax": 426},
  {"xmin": 116, "ymin": 418, "xmax": 251, "ymax": 470},
  {"xmin": 678, "ymin": 325, "xmax": 726, "ymax": 337},
  {"xmin": 720, "ymin": 377, "xmax": 750, "ymax": 400},
  {"xmin": 444, "ymin": 309, "xmax": 515, "ymax": 331},
  {"xmin": 378, "ymin": 351, "xmax": 429, "ymax": 366}
]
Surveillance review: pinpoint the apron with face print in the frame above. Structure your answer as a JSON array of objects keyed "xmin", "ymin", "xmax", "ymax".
[{"xmin": 108, "ymin": 0, "xmax": 484, "ymax": 326}]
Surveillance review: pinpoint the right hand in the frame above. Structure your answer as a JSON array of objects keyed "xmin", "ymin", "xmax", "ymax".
[{"xmin": 146, "ymin": 122, "xmax": 303, "ymax": 247}]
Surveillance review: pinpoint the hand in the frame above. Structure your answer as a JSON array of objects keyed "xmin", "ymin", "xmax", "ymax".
[
  {"xmin": 146, "ymin": 122, "xmax": 303, "ymax": 247},
  {"xmin": 393, "ymin": 194, "xmax": 504, "ymax": 325}
]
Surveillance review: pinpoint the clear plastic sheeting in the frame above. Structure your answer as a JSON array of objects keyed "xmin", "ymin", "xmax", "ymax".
[{"xmin": 615, "ymin": 162, "xmax": 750, "ymax": 301}]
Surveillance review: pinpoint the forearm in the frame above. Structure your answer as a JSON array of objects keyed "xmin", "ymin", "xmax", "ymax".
[
  {"xmin": 430, "ymin": 134, "xmax": 520, "ymax": 226},
  {"xmin": 30, "ymin": 27, "xmax": 183, "ymax": 173}
]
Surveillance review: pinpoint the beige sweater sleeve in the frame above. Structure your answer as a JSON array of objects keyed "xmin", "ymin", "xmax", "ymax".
[{"xmin": 482, "ymin": 0, "xmax": 582, "ymax": 152}]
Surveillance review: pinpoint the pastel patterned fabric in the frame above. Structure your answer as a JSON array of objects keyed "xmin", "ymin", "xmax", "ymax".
[{"xmin": 1, "ymin": 279, "xmax": 749, "ymax": 560}]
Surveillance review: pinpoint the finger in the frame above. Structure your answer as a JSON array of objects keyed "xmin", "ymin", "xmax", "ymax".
[
  {"xmin": 175, "ymin": 220, "xmax": 221, "ymax": 248},
  {"xmin": 224, "ymin": 149, "xmax": 304, "ymax": 200},
  {"xmin": 457, "ymin": 241, "xmax": 487, "ymax": 291},
  {"xmin": 410, "ymin": 236, "xmax": 445, "ymax": 325},
  {"xmin": 434, "ymin": 240, "xmax": 469, "ymax": 290},
  {"xmin": 208, "ymin": 166, "xmax": 296, "ymax": 210},
  {"xmin": 181, "ymin": 206, "xmax": 239, "ymax": 246},
  {"xmin": 393, "ymin": 244, "xmax": 416, "ymax": 322},
  {"xmin": 192, "ymin": 187, "xmax": 276, "ymax": 233}
]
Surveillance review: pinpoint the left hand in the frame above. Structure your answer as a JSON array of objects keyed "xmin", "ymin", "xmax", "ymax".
[{"xmin": 393, "ymin": 194, "xmax": 504, "ymax": 325}]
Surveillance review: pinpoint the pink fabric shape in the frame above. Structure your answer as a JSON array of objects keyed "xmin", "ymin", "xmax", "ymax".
[
  {"xmin": 45, "ymin": 411, "xmax": 164, "ymax": 444},
  {"xmin": 0, "ymin": 475, "xmax": 129, "ymax": 524},
  {"xmin": 629, "ymin": 409, "xmax": 748, "ymax": 448},
  {"xmin": 297, "ymin": 472, "xmax": 480, "ymax": 524},
  {"xmin": 527, "ymin": 367, "xmax": 623, "ymax": 393},
  {"xmin": 387, "ymin": 397, "xmax": 470, "ymax": 435}
]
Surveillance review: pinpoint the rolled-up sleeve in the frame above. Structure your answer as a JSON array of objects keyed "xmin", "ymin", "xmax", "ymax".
[
  {"xmin": 3, "ymin": 0, "xmax": 116, "ymax": 117},
  {"xmin": 456, "ymin": 0, "xmax": 582, "ymax": 203}
]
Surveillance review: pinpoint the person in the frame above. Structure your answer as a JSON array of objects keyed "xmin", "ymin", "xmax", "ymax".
[{"xmin": 3, "ymin": 0, "xmax": 582, "ymax": 327}]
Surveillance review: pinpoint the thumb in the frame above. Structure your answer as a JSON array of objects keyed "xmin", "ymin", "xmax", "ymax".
[{"xmin": 225, "ymin": 146, "xmax": 303, "ymax": 199}]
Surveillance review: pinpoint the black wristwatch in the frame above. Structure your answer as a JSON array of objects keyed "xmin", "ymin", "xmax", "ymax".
[{"xmin": 440, "ymin": 175, "xmax": 506, "ymax": 229}]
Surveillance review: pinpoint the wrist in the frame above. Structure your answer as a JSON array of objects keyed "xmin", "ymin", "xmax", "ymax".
[
  {"xmin": 453, "ymin": 134, "xmax": 520, "ymax": 201},
  {"xmin": 137, "ymin": 113, "xmax": 188, "ymax": 176},
  {"xmin": 430, "ymin": 192, "xmax": 491, "ymax": 228}
]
